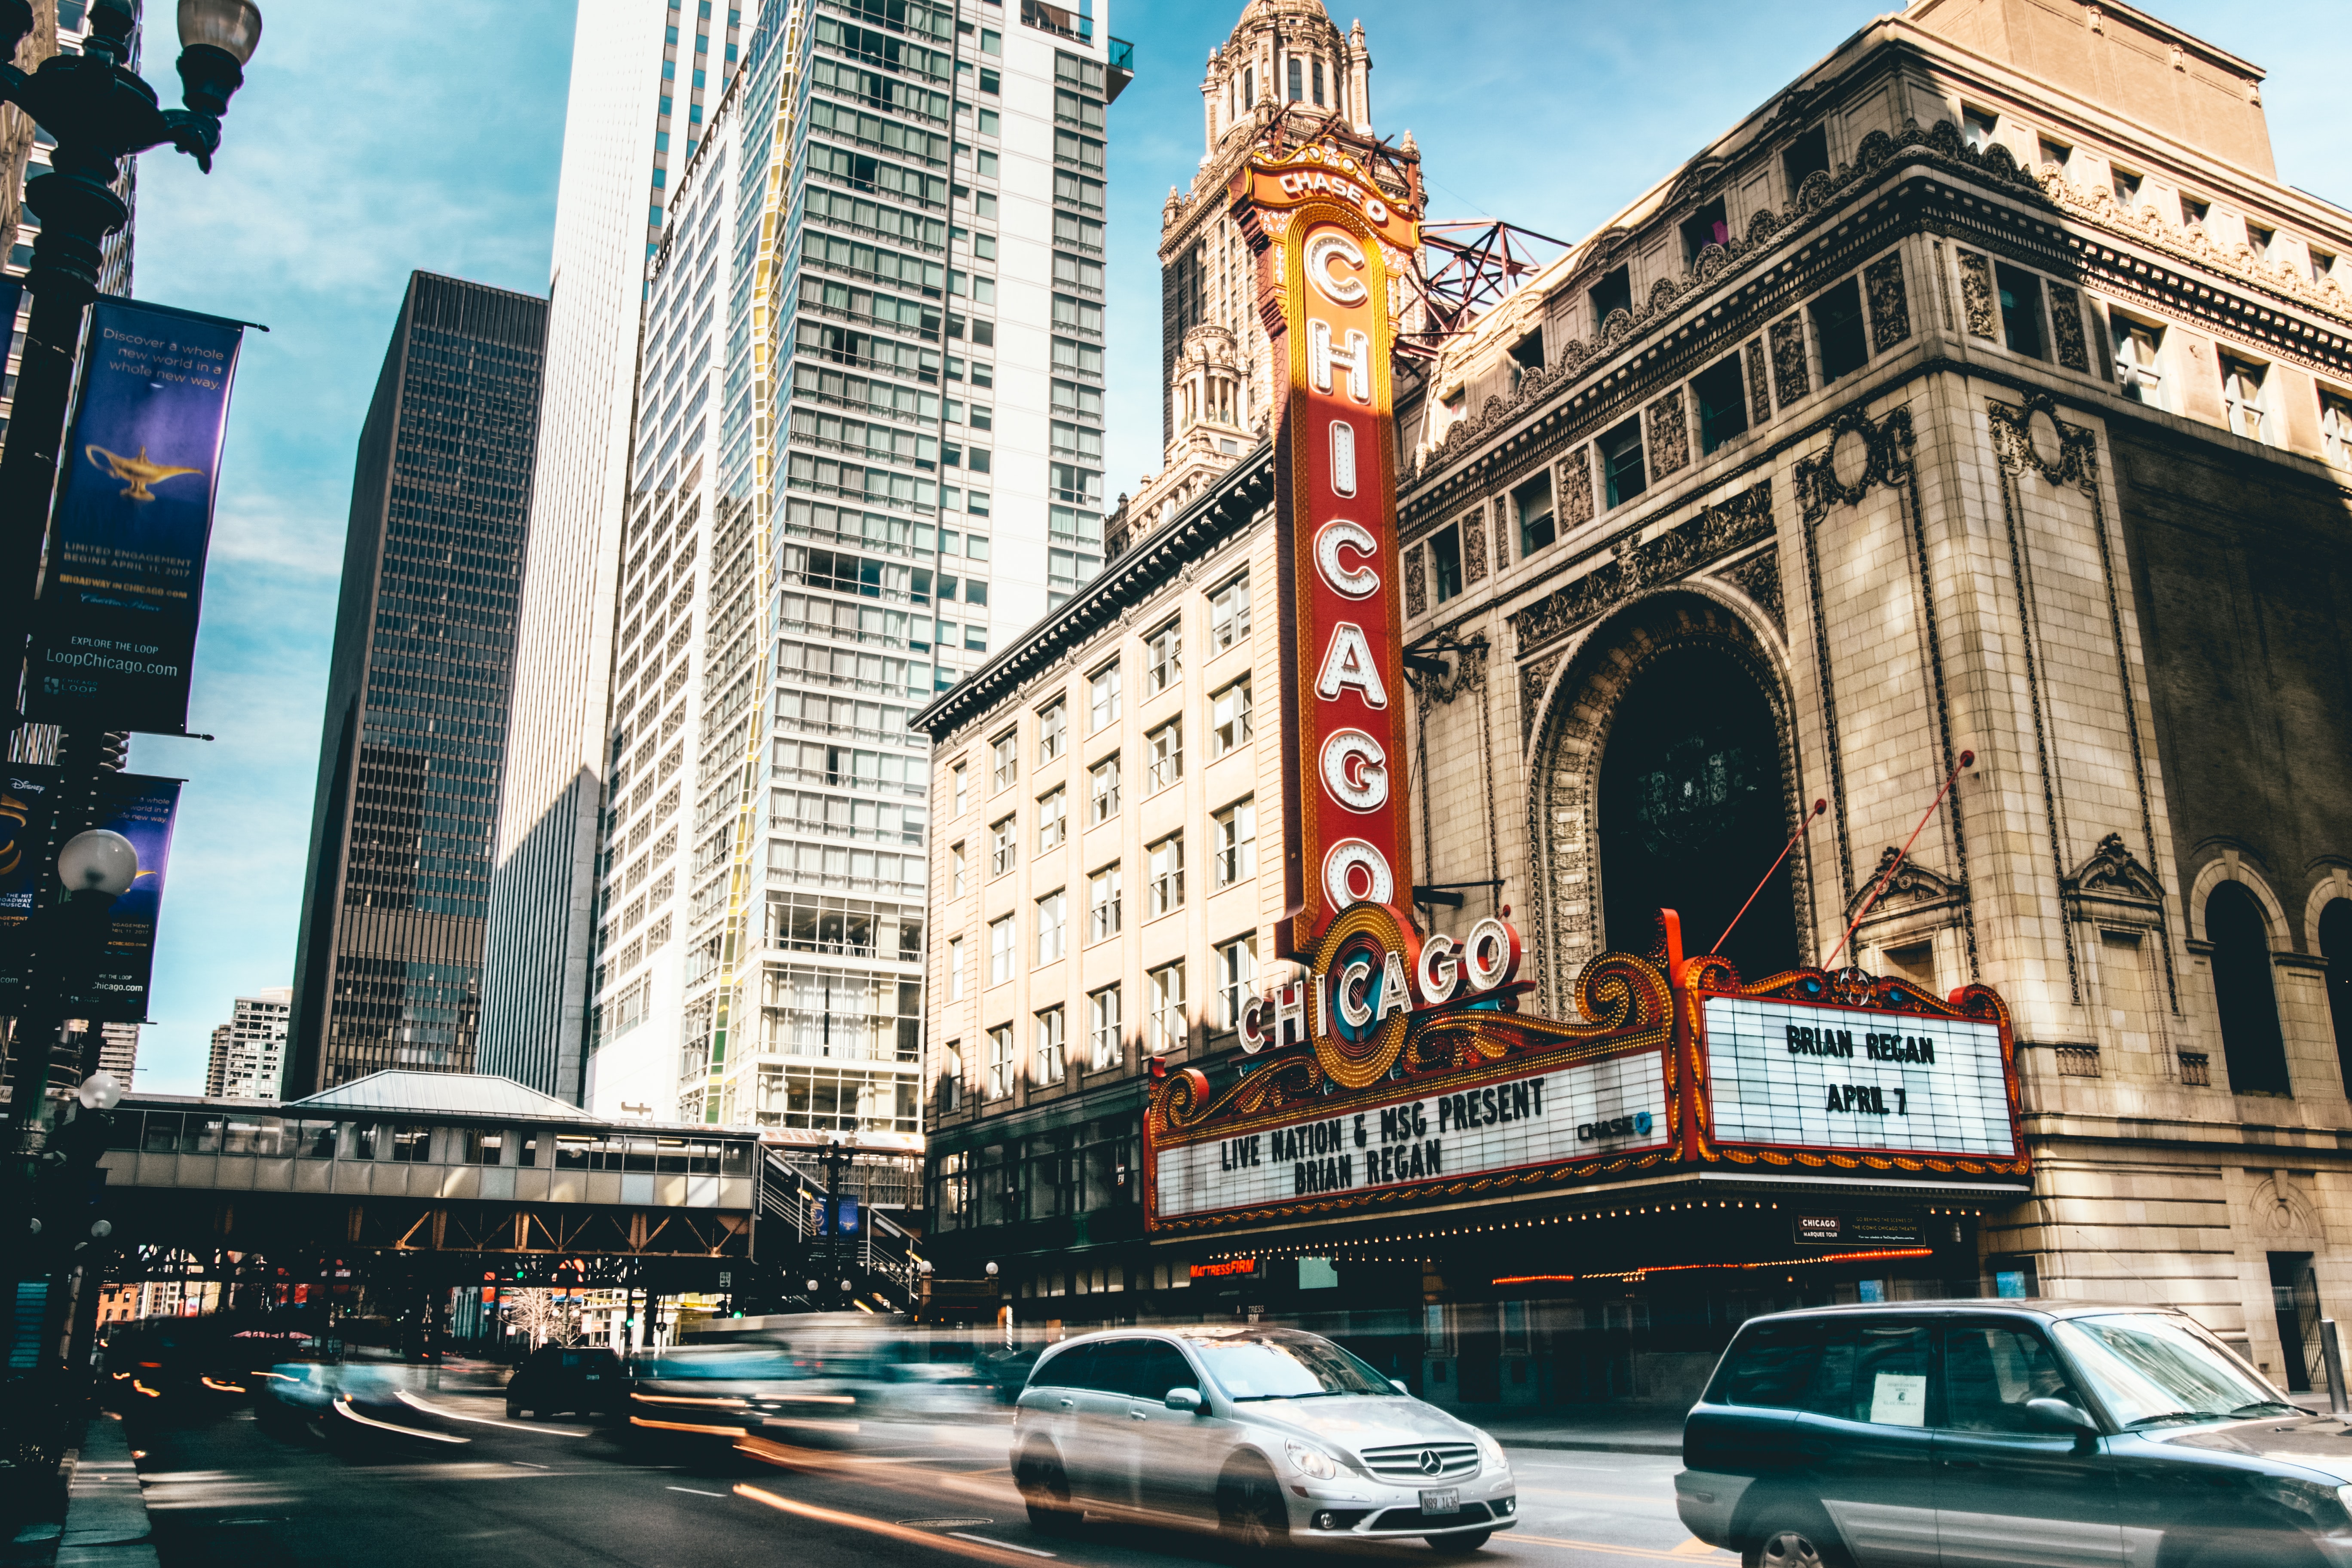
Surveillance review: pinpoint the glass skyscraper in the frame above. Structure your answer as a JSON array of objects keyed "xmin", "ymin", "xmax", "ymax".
[{"xmin": 288, "ymin": 273, "xmax": 548, "ymax": 1093}]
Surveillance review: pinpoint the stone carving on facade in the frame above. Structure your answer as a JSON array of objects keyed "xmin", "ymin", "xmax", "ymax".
[
  {"xmin": 2061, "ymin": 831, "xmax": 2165, "ymax": 926},
  {"xmin": 2046, "ymin": 280, "xmax": 2091, "ymax": 372},
  {"xmin": 1865, "ymin": 251, "xmax": 1911, "ymax": 353},
  {"xmin": 1987, "ymin": 392, "xmax": 2098, "ymax": 490},
  {"xmin": 1510, "ymin": 480, "xmax": 1775, "ymax": 654},
  {"xmin": 1718, "ymin": 548, "xmax": 1785, "ymax": 634},
  {"xmin": 1845, "ymin": 845, "xmax": 1965, "ymax": 920},
  {"xmin": 1743, "ymin": 337, "xmax": 1772, "ymax": 425},
  {"xmin": 1957, "ymin": 249, "xmax": 1997, "ymax": 339},
  {"xmin": 1404, "ymin": 541, "xmax": 1427, "ymax": 618},
  {"xmin": 1558, "ymin": 445, "xmax": 1594, "ymax": 533},
  {"xmin": 1409, "ymin": 637, "xmax": 1490, "ymax": 714},
  {"xmin": 1795, "ymin": 405, "xmax": 1915, "ymax": 519},
  {"xmin": 2036, "ymin": 166, "xmax": 2352, "ymax": 325},
  {"xmin": 1769, "ymin": 313, "xmax": 1810, "ymax": 407},
  {"xmin": 1795, "ymin": 168, "xmax": 1836, "ymax": 214},
  {"xmin": 1647, "ymin": 386, "xmax": 1690, "ymax": 481},
  {"xmin": 1462, "ymin": 504, "xmax": 1489, "ymax": 587},
  {"xmin": 1518, "ymin": 650, "xmax": 1562, "ymax": 740}
]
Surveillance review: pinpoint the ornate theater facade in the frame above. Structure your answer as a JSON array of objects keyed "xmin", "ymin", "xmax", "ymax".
[{"xmin": 914, "ymin": 0, "xmax": 2352, "ymax": 1406}]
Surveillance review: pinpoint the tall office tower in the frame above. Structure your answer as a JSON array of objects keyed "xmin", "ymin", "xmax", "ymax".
[
  {"xmin": 203, "ymin": 1024, "xmax": 230, "ymax": 1098},
  {"xmin": 210, "ymin": 988, "xmax": 292, "ymax": 1099},
  {"xmin": 481, "ymin": 0, "xmax": 755, "ymax": 1102},
  {"xmin": 95, "ymin": 1022, "xmax": 137, "ymax": 1088},
  {"xmin": 582, "ymin": 0, "xmax": 1132, "ymax": 1139},
  {"xmin": 287, "ymin": 274, "xmax": 549, "ymax": 1094}
]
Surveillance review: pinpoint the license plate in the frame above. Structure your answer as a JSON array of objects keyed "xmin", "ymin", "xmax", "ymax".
[
  {"xmin": 585, "ymin": 1375, "xmax": 601, "ymax": 1381},
  {"xmin": 1420, "ymin": 1488, "xmax": 1460, "ymax": 1516}
]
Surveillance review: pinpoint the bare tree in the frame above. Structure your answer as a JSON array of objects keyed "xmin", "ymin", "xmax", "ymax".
[{"xmin": 499, "ymin": 1290, "xmax": 583, "ymax": 1351}]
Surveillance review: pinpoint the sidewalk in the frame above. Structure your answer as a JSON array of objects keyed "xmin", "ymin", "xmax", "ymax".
[
  {"xmin": 36, "ymin": 1414, "xmax": 155, "ymax": 1568},
  {"xmin": 1468, "ymin": 1404, "xmax": 1688, "ymax": 1456}
]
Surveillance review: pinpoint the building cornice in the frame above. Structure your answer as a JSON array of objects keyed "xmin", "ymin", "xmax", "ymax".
[{"xmin": 914, "ymin": 441, "xmax": 1276, "ymax": 744}]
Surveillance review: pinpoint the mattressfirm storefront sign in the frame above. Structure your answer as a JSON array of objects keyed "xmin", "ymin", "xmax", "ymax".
[
  {"xmin": 1701, "ymin": 995, "xmax": 2015, "ymax": 1158},
  {"xmin": 1154, "ymin": 1050, "xmax": 1668, "ymax": 1221}
]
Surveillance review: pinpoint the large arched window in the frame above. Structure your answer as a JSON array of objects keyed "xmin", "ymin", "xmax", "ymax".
[
  {"xmin": 2207, "ymin": 881, "xmax": 2288, "ymax": 1094},
  {"xmin": 1596, "ymin": 644, "xmax": 1798, "ymax": 982},
  {"xmin": 2322, "ymin": 898, "xmax": 2352, "ymax": 1095}
]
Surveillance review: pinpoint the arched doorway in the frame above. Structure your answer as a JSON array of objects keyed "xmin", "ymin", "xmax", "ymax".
[
  {"xmin": 1596, "ymin": 644, "xmax": 1799, "ymax": 983},
  {"xmin": 2207, "ymin": 880, "xmax": 2288, "ymax": 1094},
  {"xmin": 2320, "ymin": 897, "xmax": 2352, "ymax": 1094}
]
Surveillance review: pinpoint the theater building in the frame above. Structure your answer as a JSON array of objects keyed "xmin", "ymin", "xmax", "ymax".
[{"xmin": 914, "ymin": 0, "xmax": 2352, "ymax": 1408}]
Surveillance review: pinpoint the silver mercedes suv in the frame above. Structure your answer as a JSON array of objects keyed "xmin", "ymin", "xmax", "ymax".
[{"xmin": 1011, "ymin": 1324, "xmax": 1518, "ymax": 1552}]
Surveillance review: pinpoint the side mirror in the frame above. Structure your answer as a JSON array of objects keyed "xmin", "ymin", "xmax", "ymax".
[
  {"xmin": 1391, "ymin": 1379, "xmax": 1411, "ymax": 1395},
  {"xmin": 1164, "ymin": 1387, "xmax": 1205, "ymax": 1413},
  {"xmin": 2026, "ymin": 1396, "xmax": 2097, "ymax": 1436}
]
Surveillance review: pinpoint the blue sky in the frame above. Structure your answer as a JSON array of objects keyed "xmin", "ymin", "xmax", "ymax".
[{"xmin": 124, "ymin": 0, "xmax": 2352, "ymax": 1093}]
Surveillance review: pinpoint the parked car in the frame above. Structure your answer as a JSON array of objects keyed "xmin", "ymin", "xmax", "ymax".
[
  {"xmin": 1676, "ymin": 1299, "xmax": 2352, "ymax": 1568},
  {"xmin": 505, "ymin": 1344, "xmax": 623, "ymax": 1420},
  {"xmin": 1011, "ymin": 1325, "xmax": 1516, "ymax": 1552}
]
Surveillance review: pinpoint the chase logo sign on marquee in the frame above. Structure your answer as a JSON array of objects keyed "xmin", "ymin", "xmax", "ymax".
[{"xmin": 1139, "ymin": 146, "xmax": 2027, "ymax": 1235}]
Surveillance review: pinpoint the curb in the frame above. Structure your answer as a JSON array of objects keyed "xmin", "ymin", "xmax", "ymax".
[
  {"xmin": 56, "ymin": 1415, "xmax": 155, "ymax": 1568},
  {"xmin": 1495, "ymin": 1436, "xmax": 1683, "ymax": 1455}
]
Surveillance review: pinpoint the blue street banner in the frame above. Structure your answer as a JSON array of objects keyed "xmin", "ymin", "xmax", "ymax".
[
  {"xmin": 0, "ymin": 763, "xmax": 58, "ymax": 1011},
  {"xmin": 29, "ymin": 297, "xmax": 245, "ymax": 732},
  {"xmin": 64, "ymin": 773, "xmax": 183, "ymax": 1023}
]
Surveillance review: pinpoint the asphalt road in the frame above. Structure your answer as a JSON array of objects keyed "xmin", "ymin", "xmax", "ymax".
[{"xmin": 123, "ymin": 1371, "xmax": 1730, "ymax": 1568}]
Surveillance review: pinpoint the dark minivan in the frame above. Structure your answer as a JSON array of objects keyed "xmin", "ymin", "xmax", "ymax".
[
  {"xmin": 1676, "ymin": 1301, "xmax": 2352, "ymax": 1568},
  {"xmin": 506, "ymin": 1344, "xmax": 624, "ymax": 1420}
]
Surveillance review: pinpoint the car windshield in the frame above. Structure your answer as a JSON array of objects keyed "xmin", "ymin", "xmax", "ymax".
[
  {"xmin": 1184, "ymin": 1331, "xmax": 1399, "ymax": 1400},
  {"xmin": 2052, "ymin": 1313, "xmax": 2296, "ymax": 1427}
]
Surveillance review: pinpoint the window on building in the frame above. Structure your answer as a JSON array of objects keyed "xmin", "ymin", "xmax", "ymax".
[
  {"xmin": 1210, "ymin": 574, "xmax": 1250, "ymax": 650},
  {"xmin": 986, "ymin": 1024, "xmax": 1013, "ymax": 1098},
  {"xmin": 990, "ymin": 815, "xmax": 1017, "ymax": 877},
  {"xmin": 1148, "ymin": 833, "xmax": 1185, "ymax": 917},
  {"xmin": 1508, "ymin": 329, "xmax": 1545, "ymax": 385},
  {"xmin": 1038, "ymin": 699, "xmax": 1067, "ymax": 763},
  {"xmin": 2312, "ymin": 248, "xmax": 2337, "ymax": 286},
  {"xmin": 1089, "ymin": 864, "xmax": 1122, "ymax": 940},
  {"xmin": 2181, "ymin": 194, "xmax": 2210, "ymax": 228},
  {"xmin": 1287, "ymin": 55, "xmax": 1302, "ymax": 102},
  {"xmin": 1089, "ymin": 755, "xmax": 1120, "ymax": 823},
  {"xmin": 1037, "ymin": 787, "xmax": 1067, "ymax": 853},
  {"xmin": 951, "ymin": 843, "xmax": 967, "ymax": 897},
  {"xmin": 2321, "ymin": 392, "xmax": 2352, "ymax": 468},
  {"xmin": 1089, "ymin": 985, "xmax": 1121, "ymax": 1069},
  {"xmin": 1036, "ymin": 890, "xmax": 1066, "ymax": 963},
  {"xmin": 1146, "ymin": 619, "xmax": 1182, "ymax": 693},
  {"xmin": 1994, "ymin": 263, "xmax": 2046, "ymax": 360},
  {"xmin": 1679, "ymin": 198, "xmax": 1729, "ymax": 265},
  {"xmin": 988, "ymin": 916, "xmax": 1014, "ymax": 985},
  {"xmin": 948, "ymin": 936, "xmax": 965, "ymax": 1001},
  {"xmin": 2222, "ymin": 356, "xmax": 2269, "ymax": 441},
  {"xmin": 2036, "ymin": 136, "xmax": 2071, "ymax": 173},
  {"xmin": 2112, "ymin": 318, "xmax": 2165, "ymax": 408},
  {"xmin": 1430, "ymin": 524, "xmax": 1464, "ymax": 603},
  {"xmin": 991, "ymin": 731, "xmax": 1017, "ymax": 791},
  {"xmin": 1693, "ymin": 352, "xmax": 1749, "ymax": 453},
  {"xmin": 1217, "ymin": 935, "xmax": 1258, "ymax": 1031},
  {"xmin": 1214, "ymin": 797, "xmax": 1256, "ymax": 888},
  {"xmin": 2208, "ymin": 881, "xmax": 2289, "ymax": 1095},
  {"xmin": 941, "ymin": 1040, "xmax": 963, "ymax": 1111},
  {"xmin": 1146, "ymin": 719, "xmax": 1182, "ymax": 793},
  {"xmin": 1962, "ymin": 107, "xmax": 1998, "ymax": 154},
  {"xmin": 1089, "ymin": 662, "xmax": 1121, "ymax": 729},
  {"xmin": 1210, "ymin": 678, "xmax": 1252, "ymax": 757},
  {"xmin": 2246, "ymin": 222, "xmax": 2276, "ymax": 260},
  {"xmin": 1813, "ymin": 276, "xmax": 1870, "ymax": 382},
  {"xmin": 1600, "ymin": 419, "xmax": 1647, "ymax": 508},
  {"xmin": 1782, "ymin": 123, "xmax": 1830, "ymax": 190},
  {"xmin": 1589, "ymin": 264, "xmax": 1632, "ymax": 333},
  {"xmin": 1512, "ymin": 471, "xmax": 1555, "ymax": 557},
  {"xmin": 1148, "ymin": 962, "xmax": 1186, "ymax": 1057},
  {"xmin": 2112, "ymin": 168, "xmax": 2142, "ymax": 209},
  {"xmin": 1035, "ymin": 1006, "xmax": 1066, "ymax": 1084}
]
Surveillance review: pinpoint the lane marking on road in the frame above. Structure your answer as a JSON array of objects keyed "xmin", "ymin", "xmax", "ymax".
[
  {"xmin": 510, "ymin": 1461, "xmax": 551, "ymax": 1469},
  {"xmin": 1670, "ymin": 1543, "xmax": 1723, "ymax": 1558},
  {"xmin": 332, "ymin": 1400, "xmax": 470, "ymax": 1445},
  {"xmin": 1507, "ymin": 1533, "xmax": 1734, "ymax": 1562},
  {"xmin": 666, "ymin": 1486, "xmax": 729, "ymax": 1498},
  {"xmin": 733, "ymin": 1484, "xmax": 1075, "ymax": 1567},
  {"xmin": 948, "ymin": 1533, "xmax": 1053, "ymax": 1558},
  {"xmin": 395, "ymin": 1391, "xmax": 591, "ymax": 1437}
]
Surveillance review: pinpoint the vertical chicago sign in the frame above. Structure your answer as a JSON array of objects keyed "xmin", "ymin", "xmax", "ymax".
[{"xmin": 1239, "ymin": 147, "xmax": 1423, "ymax": 965}]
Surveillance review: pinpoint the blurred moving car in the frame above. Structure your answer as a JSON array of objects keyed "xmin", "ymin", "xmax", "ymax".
[
  {"xmin": 506, "ymin": 1344, "xmax": 624, "ymax": 1420},
  {"xmin": 1011, "ymin": 1325, "xmax": 1516, "ymax": 1552},
  {"xmin": 1677, "ymin": 1300, "xmax": 2352, "ymax": 1568}
]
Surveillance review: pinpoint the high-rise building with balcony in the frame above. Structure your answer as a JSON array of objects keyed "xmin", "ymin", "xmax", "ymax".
[
  {"xmin": 207, "ymin": 988, "xmax": 291, "ymax": 1100},
  {"xmin": 288, "ymin": 273, "xmax": 548, "ymax": 1093},
  {"xmin": 482, "ymin": 0, "xmax": 757, "ymax": 1103},
  {"xmin": 576, "ymin": 0, "xmax": 1131, "ymax": 1155}
]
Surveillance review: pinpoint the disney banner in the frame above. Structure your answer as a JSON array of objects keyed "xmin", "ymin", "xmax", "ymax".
[
  {"xmin": 28, "ymin": 297, "xmax": 245, "ymax": 733},
  {"xmin": 0, "ymin": 764, "xmax": 60, "ymax": 1011},
  {"xmin": 63, "ymin": 772, "xmax": 183, "ymax": 1023}
]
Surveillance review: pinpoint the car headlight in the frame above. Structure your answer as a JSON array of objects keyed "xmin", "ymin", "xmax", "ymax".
[
  {"xmin": 1476, "ymin": 1434, "xmax": 1510, "ymax": 1473},
  {"xmin": 1284, "ymin": 1439, "xmax": 1341, "ymax": 1480}
]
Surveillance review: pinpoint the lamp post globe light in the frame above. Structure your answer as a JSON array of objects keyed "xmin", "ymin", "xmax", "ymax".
[{"xmin": 57, "ymin": 828, "xmax": 136, "ymax": 896}]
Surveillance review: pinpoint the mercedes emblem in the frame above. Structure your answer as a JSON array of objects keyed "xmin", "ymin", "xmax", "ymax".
[{"xmin": 1418, "ymin": 1448, "xmax": 1443, "ymax": 1476}]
